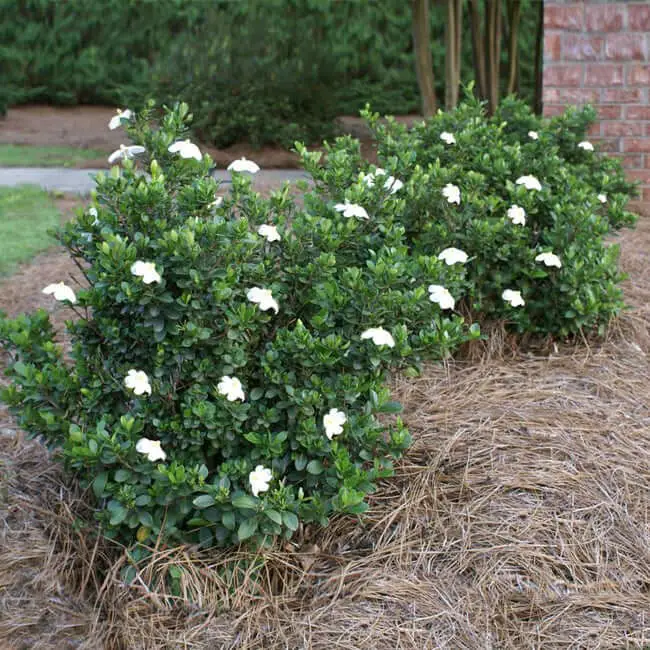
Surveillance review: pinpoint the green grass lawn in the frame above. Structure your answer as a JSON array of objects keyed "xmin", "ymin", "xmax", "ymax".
[
  {"xmin": 0, "ymin": 144, "xmax": 106, "ymax": 167},
  {"xmin": 0, "ymin": 185, "xmax": 62, "ymax": 275}
]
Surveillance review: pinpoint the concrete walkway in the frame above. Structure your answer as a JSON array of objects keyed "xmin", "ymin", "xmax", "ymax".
[{"xmin": 0, "ymin": 167, "xmax": 309, "ymax": 195}]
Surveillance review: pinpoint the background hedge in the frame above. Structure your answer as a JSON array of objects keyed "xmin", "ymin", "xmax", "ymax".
[{"xmin": 0, "ymin": 0, "xmax": 541, "ymax": 144}]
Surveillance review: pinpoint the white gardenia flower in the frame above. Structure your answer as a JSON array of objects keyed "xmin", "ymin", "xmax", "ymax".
[
  {"xmin": 131, "ymin": 261, "xmax": 162, "ymax": 285},
  {"xmin": 442, "ymin": 183, "xmax": 461, "ymax": 205},
  {"xmin": 597, "ymin": 193, "xmax": 607, "ymax": 204},
  {"xmin": 109, "ymin": 108, "xmax": 133, "ymax": 130},
  {"xmin": 578, "ymin": 141, "xmax": 594, "ymax": 152},
  {"xmin": 135, "ymin": 438, "xmax": 166, "ymax": 462},
  {"xmin": 108, "ymin": 144, "xmax": 146, "ymax": 164},
  {"xmin": 362, "ymin": 168, "xmax": 403, "ymax": 194},
  {"xmin": 217, "ymin": 375, "xmax": 245, "ymax": 402},
  {"xmin": 528, "ymin": 131, "xmax": 539, "ymax": 141},
  {"xmin": 323, "ymin": 408, "xmax": 347, "ymax": 440},
  {"xmin": 247, "ymin": 287, "xmax": 279, "ymax": 313},
  {"xmin": 428, "ymin": 284, "xmax": 455, "ymax": 310},
  {"xmin": 227, "ymin": 157, "xmax": 260, "ymax": 174},
  {"xmin": 535, "ymin": 252, "xmax": 562, "ymax": 268},
  {"xmin": 42, "ymin": 282, "xmax": 77, "ymax": 304},
  {"xmin": 210, "ymin": 196, "xmax": 224, "ymax": 209},
  {"xmin": 249, "ymin": 465, "xmax": 272, "ymax": 497},
  {"xmin": 360, "ymin": 327, "xmax": 395, "ymax": 348},
  {"xmin": 516, "ymin": 175, "xmax": 542, "ymax": 191},
  {"xmin": 334, "ymin": 199, "xmax": 369, "ymax": 219},
  {"xmin": 507, "ymin": 205, "xmax": 526, "ymax": 226},
  {"xmin": 440, "ymin": 131, "xmax": 456, "ymax": 145},
  {"xmin": 502, "ymin": 289, "xmax": 526, "ymax": 307},
  {"xmin": 168, "ymin": 139, "xmax": 202, "ymax": 161},
  {"xmin": 384, "ymin": 176, "xmax": 404, "ymax": 193},
  {"xmin": 124, "ymin": 369, "xmax": 152, "ymax": 396},
  {"xmin": 258, "ymin": 224, "xmax": 281, "ymax": 242},
  {"xmin": 438, "ymin": 247, "xmax": 468, "ymax": 265}
]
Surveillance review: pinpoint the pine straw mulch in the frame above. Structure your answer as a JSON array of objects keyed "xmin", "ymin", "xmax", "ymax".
[{"xmin": 1, "ymin": 215, "xmax": 650, "ymax": 649}]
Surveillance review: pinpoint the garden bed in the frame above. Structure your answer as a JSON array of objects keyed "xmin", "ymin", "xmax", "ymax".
[
  {"xmin": 1, "ymin": 206, "xmax": 648, "ymax": 648},
  {"xmin": 0, "ymin": 106, "xmax": 419, "ymax": 170}
]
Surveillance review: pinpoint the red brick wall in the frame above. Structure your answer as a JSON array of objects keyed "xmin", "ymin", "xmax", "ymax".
[{"xmin": 543, "ymin": 1, "xmax": 650, "ymax": 201}]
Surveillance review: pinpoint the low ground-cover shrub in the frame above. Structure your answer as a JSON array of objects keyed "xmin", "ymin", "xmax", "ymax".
[
  {"xmin": 302, "ymin": 95, "xmax": 636, "ymax": 336},
  {"xmin": 0, "ymin": 103, "xmax": 477, "ymax": 549}
]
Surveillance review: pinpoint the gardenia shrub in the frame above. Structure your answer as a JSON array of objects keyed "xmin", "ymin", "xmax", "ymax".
[
  {"xmin": 301, "ymin": 95, "xmax": 636, "ymax": 337},
  {"xmin": 0, "ymin": 102, "xmax": 477, "ymax": 549},
  {"xmin": 493, "ymin": 96, "xmax": 637, "ymax": 231}
]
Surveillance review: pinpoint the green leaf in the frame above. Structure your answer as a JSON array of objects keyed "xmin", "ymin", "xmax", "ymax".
[
  {"xmin": 222, "ymin": 510, "xmax": 236, "ymax": 530},
  {"xmin": 250, "ymin": 387, "xmax": 264, "ymax": 400},
  {"xmin": 378, "ymin": 400, "xmax": 403, "ymax": 414},
  {"xmin": 192, "ymin": 494, "xmax": 216, "ymax": 509},
  {"xmin": 282, "ymin": 511, "xmax": 299, "ymax": 531},
  {"xmin": 135, "ymin": 494, "xmax": 151, "ymax": 506},
  {"xmin": 306, "ymin": 460, "xmax": 324, "ymax": 475},
  {"xmin": 92, "ymin": 472, "xmax": 108, "ymax": 499},
  {"xmin": 109, "ymin": 505, "xmax": 128, "ymax": 526},
  {"xmin": 232, "ymin": 494, "xmax": 257, "ymax": 510},
  {"xmin": 264, "ymin": 509, "xmax": 282, "ymax": 525},
  {"xmin": 138, "ymin": 511, "xmax": 154, "ymax": 528},
  {"xmin": 237, "ymin": 517, "xmax": 259, "ymax": 541},
  {"xmin": 114, "ymin": 468, "xmax": 130, "ymax": 482}
]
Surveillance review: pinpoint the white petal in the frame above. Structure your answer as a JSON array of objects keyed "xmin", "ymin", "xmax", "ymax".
[
  {"xmin": 438, "ymin": 247, "xmax": 468, "ymax": 265},
  {"xmin": 228, "ymin": 157, "xmax": 260, "ymax": 174},
  {"xmin": 249, "ymin": 465, "xmax": 271, "ymax": 496},
  {"xmin": 131, "ymin": 261, "xmax": 161, "ymax": 284},
  {"xmin": 247, "ymin": 287, "xmax": 279, "ymax": 313},
  {"xmin": 502, "ymin": 289, "xmax": 525, "ymax": 307},
  {"xmin": 428, "ymin": 285, "xmax": 455, "ymax": 310},
  {"xmin": 384, "ymin": 176, "xmax": 404, "ymax": 194},
  {"xmin": 442, "ymin": 183, "xmax": 461, "ymax": 204},
  {"xmin": 258, "ymin": 225, "xmax": 281, "ymax": 242},
  {"xmin": 42, "ymin": 282, "xmax": 76, "ymax": 303},
  {"xmin": 360, "ymin": 327, "xmax": 395, "ymax": 348},
  {"xmin": 535, "ymin": 252, "xmax": 562, "ymax": 268},
  {"xmin": 507, "ymin": 205, "xmax": 526, "ymax": 225}
]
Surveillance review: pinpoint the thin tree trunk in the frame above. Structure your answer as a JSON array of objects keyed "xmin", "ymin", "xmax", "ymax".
[
  {"xmin": 506, "ymin": 0, "xmax": 521, "ymax": 95},
  {"xmin": 445, "ymin": 0, "xmax": 463, "ymax": 109},
  {"xmin": 469, "ymin": 0, "xmax": 487, "ymax": 100},
  {"xmin": 485, "ymin": 0, "xmax": 502, "ymax": 114},
  {"xmin": 412, "ymin": 0, "xmax": 438, "ymax": 116},
  {"xmin": 533, "ymin": 0, "xmax": 543, "ymax": 114},
  {"xmin": 453, "ymin": 0, "xmax": 463, "ymax": 105}
]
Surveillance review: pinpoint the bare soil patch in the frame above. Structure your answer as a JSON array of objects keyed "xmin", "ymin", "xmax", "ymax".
[
  {"xmin": 0, "ymin": 106, "xmax": 422, "ymax": 171},
  {"xmin": 0, "ymin": 213, "xmax": 649, "ymax": 648}
]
